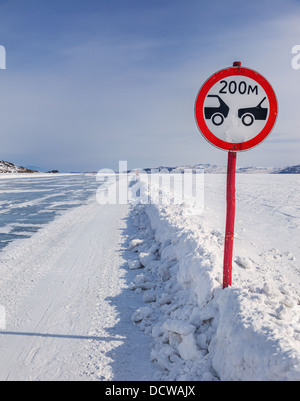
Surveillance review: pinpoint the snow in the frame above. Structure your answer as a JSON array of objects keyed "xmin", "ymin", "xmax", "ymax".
[
  {"xmin": 0, "ymin": 175, "xmax": 156, "ymax": 381},
  {"xmin": 128, "ymin": 174, "xmax": 300, "ymax": 381},
  {"xmin": 0, "ymin": 173, "xmax": 299, "ymax": 381}
]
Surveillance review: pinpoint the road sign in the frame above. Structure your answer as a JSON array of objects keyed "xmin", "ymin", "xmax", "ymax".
[
  {"xmin": 195, "ymin": 64, "xmax": 278, "ymax": 151},
  {"xmin": 194, "ymin": 62, "xmax": 278, "ymax": 289}
]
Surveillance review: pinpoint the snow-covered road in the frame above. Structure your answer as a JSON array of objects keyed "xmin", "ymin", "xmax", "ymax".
[{"xmin": 0, "ymin": 198, "xmax": 155, "ymax": 381}]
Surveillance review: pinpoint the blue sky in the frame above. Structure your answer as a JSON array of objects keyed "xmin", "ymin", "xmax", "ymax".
[{"xmin": 0, "ymin": 0, "xmax": 300, "ymax": 171}]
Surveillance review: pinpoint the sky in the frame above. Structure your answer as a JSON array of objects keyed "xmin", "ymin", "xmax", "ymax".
[{"xmin": 0, "ymin": 0, "xmax": 300, "ymax": 172}]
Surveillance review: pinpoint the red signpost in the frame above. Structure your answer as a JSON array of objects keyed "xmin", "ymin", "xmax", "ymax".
[
  {"xmin": 223, "ymin": 151, "xmax": 237, "ymax": 288},
  {"xmin": 195, "ymin": 62, "xmax": 278, "ymax": 289}
]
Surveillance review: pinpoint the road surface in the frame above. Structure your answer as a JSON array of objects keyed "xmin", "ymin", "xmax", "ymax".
[{"xmin": 0, "ymin": 199, "xmax": 156, "ymax": 381}]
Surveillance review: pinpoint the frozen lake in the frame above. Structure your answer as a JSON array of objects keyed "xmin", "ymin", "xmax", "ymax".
[
  {"xmin": 0, "ymin": 172, "xmax": 299, "ymax": 380},
  {"xmin": 0, "ymin": 174, "xmax": 98, "ymax": 251}
]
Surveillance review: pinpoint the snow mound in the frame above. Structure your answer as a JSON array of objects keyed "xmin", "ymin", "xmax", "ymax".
[{"xmin": 127, "ymin": 187, "xmax": 300, "ymax": 381}]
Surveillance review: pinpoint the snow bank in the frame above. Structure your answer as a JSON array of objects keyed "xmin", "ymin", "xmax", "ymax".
[
  {"xmin": 127, "ymin": 179, "xmax": 300, "ymax": 381},
  {"xmin": 211, "ymin": 288, "xmax": 300, "ymax": 380}
]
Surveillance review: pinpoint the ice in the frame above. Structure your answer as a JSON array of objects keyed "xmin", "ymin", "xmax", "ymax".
[{"xmin": 0, "ymin": 174, "xmax": 99, "ymax": 251}]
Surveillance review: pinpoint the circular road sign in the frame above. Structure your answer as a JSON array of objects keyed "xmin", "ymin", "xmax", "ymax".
[{"xmin": 195, "ymin": 64, "xmax": 278, "ymax": 151}]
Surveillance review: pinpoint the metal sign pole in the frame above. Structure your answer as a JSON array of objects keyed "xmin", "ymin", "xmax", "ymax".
[{"xmin": 223, "ymin": 151, "xmax": 237, "ymax": 288}]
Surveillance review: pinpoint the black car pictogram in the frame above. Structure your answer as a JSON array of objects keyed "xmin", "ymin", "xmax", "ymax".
[
  {"xmin": 204, "ymin": 95, "xmax": 230, "ymax": 126},
  {"xmin": 238, "ymin": 97, "xmax": 268, "ymax": 126}
]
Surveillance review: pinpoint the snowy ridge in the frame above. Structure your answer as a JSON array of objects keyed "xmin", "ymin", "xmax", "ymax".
[
  {"xmin": 127, "ymin": 179, "xmax": 300, "ymax": 381},
  {"xmin": 0, "ymin": 161, "xmax": 38, "ymax": 174},
  {"xmin": 278, "ymin": 165, "xmax": 300, "ymax": 174},
  {"xmin": 144, "ymin": 164, "xmax": 300, "ymax": 174},
  {"xmin": 178, "ymin": 164, "xmax": 279, "ymax": 174},
  {"xmin": 144, "ymin": 164, "xmax": 278, "ymax": 174}
]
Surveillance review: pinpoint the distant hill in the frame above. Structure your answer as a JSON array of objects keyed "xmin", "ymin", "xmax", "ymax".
[
  {"xmin": 143, "ymin": 164, "xmax": 278, "ymax": 174},
  {"xmin": 2, "ymin": 161, "xmax": 299, "ymax": 175},
  {"xmin": 277, "ymin": 165, "xmax": 300, "ymax": 174},
  {"xmin": 142, "ymin": 164, "xmax": 300, "ymax": 174},
  {"xmin": 0, "ymin": 161, "xmax": 39, "ymax": 173}
]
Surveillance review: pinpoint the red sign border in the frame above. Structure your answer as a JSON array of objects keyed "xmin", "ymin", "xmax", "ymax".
[{"xmin": 195, "ymin": 66, "xmax": 278, "ymax": 151}]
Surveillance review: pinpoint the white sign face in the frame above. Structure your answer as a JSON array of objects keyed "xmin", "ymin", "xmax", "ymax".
[
  {"xmin": 195, "ymin": 66, "xmax": 278, "ymax": 152},
  {"xmin": 203, "ymin": 76, "xmax": 270, "ymax": 143}
]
